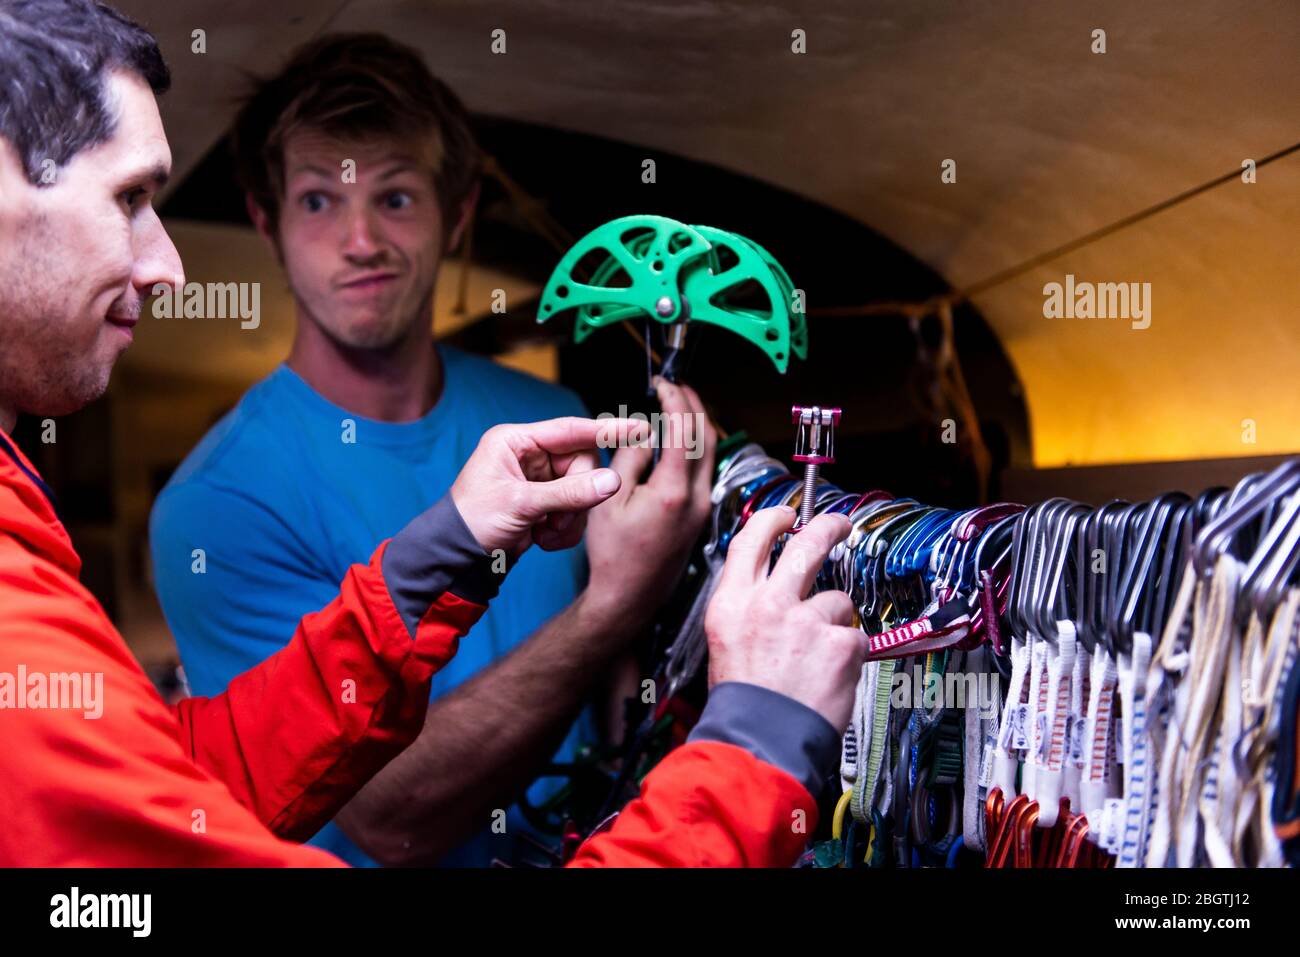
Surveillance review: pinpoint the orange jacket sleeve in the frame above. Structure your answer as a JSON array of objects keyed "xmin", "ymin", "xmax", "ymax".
[
  {"xmin": 0, "ymin": 432, "xmax": 496, "ymax": 865},
  {"xmin": 568, "ymin": 682, "xmax": 840, "ymax": 868},
  {"xmin": 172, "ymin": 542, "xmax": 488, "ymax": 843}
]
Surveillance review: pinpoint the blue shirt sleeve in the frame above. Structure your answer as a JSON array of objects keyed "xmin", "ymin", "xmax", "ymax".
[{"xmin": 149, "ymin": 478, "xmax": 340, "ymax": 699}]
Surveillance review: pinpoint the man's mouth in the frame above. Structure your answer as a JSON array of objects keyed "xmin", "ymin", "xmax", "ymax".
[
  {"xmin": 338, "ymin": 273, "xmax": 398, "ymax": 293},
  {"xmin": 106, "ymin": 313, "xmax": 138, "ymax": 342}
]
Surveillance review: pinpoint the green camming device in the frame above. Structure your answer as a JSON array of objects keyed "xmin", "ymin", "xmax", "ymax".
[{"xmin": 537, "ymin": 214, "xmax": 807, "ymax": 380}]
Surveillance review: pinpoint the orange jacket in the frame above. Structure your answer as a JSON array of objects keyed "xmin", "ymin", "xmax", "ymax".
[{"xmin": 0, "ymin": 430, "xmax": 832, "ymax": 867}]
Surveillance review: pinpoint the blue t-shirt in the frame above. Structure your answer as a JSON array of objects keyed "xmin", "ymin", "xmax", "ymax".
[{"xmin": 150, "ymin": 345, "xmax": 594, "ymax": 866}]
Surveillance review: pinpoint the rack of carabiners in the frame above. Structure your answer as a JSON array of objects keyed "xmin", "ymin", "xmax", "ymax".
[{"xmin": 651, "ymin": 412, "xmax": 1300, "ymax": 868}]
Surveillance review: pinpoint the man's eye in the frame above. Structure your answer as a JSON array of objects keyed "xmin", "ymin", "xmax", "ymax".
[
  {"xmin": 301, "ymin": 192, "xmax": 330, "ymax": 213},
  {"xmin": 120, "ymin": 187, "xmax": 146, "ymax": 209},
  {"xmin": 383, "ymin": 192, "xmax": 413, "ymax": 211}
]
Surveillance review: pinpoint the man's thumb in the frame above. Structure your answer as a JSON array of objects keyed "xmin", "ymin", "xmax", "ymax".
[{"xmin": 526, "ymin": 468, "xmax": 622, "ymax": 517}]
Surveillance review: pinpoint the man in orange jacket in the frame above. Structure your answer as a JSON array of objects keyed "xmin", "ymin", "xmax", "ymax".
[{"xmin": 0, "ymin": 0, "xmax": 866, "ymax": 867}]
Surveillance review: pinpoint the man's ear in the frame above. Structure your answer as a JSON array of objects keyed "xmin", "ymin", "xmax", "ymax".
[
  {"xmin": 245, "ymin": 193, "xmax": 282, "ymax": 261},
  {"xmin": 446, "ymin": 180, "xmax": 480, "ymax": 253}
]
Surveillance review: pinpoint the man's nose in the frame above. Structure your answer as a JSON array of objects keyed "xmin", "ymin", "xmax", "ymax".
[
  {"xmin": 134, "ymin": 208, "xmax": 185, "ymax": 293},
  {"xmin": 341, "ymin": 205, "xmax": 384, "ymax": 263}
]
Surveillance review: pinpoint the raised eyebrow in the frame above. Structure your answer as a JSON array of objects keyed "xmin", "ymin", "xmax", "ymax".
[
  {"xmin": 286, "ymin": 163, "xmax": 337, "ymax": 181},
  {"xmin": 376, "ymin": 163, "xmax": 422, "ymax": 182}
]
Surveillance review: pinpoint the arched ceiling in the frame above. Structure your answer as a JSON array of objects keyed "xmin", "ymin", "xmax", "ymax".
[{"xmin": 118, "ymin": 0, "xmax": 1300, "ymax": 467}]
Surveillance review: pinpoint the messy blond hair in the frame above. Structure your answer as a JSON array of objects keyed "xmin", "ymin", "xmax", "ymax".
[{"xmin": 231, "ymin": 32, "xmax": 481, "ymax": 237}]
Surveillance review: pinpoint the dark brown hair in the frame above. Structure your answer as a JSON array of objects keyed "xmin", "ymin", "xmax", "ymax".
[
  {"xmin": 230, "ymin": 32, "xmax": 481, "ymax": 237},
  {"xmin": 0, "ymin": 0, "xmax": 170, "ymax": 186}
]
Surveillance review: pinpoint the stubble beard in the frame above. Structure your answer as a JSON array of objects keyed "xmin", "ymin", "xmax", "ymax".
[{"xmin": 0, "ymin": 231, "xmax": 116, "ymax": 419}]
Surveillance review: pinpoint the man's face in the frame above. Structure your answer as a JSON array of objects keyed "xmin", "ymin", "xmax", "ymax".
[
  {"xmin": 274, "ymin": 131, "xmax": 447, "ymax": 351},
  {"xmin": 0, "ymin": 70, "xmax": 182, "ymax": 419}
]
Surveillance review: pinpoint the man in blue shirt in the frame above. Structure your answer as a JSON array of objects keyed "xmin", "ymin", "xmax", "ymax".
[{"xmin": 150, "ymin": 33, "xmax": 715, "ymax": 866}]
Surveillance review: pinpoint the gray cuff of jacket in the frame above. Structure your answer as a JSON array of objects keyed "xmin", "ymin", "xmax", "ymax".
[
  {"xmin": 381, "ymin": 493, "xmax": 502, "ymax": 637},
  {"xmin": 687, "ymin": 682, "xmax": 840, "ymax": 800}
]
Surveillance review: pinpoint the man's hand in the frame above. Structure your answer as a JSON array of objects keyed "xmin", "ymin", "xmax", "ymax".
[
  {"xmin": 584, "ymin": 378, "xmax": 717, "ymax": 621},
  {"xmin": 703, "ymin": 507, "xmax": 866, "ymax": 734},
  {"xmin": 450, "ymin": 416, "xmax": 644, "ymax": 558}
]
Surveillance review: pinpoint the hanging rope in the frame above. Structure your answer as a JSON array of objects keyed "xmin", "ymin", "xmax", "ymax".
[
  {"xmin": 931, "ymin": 303, "xmax": 990, "ymax": 502},
  {"xmin": 812, "ymin": 138, "xmax": 1300, "ymax": 320}
]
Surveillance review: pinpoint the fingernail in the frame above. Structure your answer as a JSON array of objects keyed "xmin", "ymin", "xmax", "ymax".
[{"xmin": 593, "ymin": 469, "xmax": 620, "ymax": 496}]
